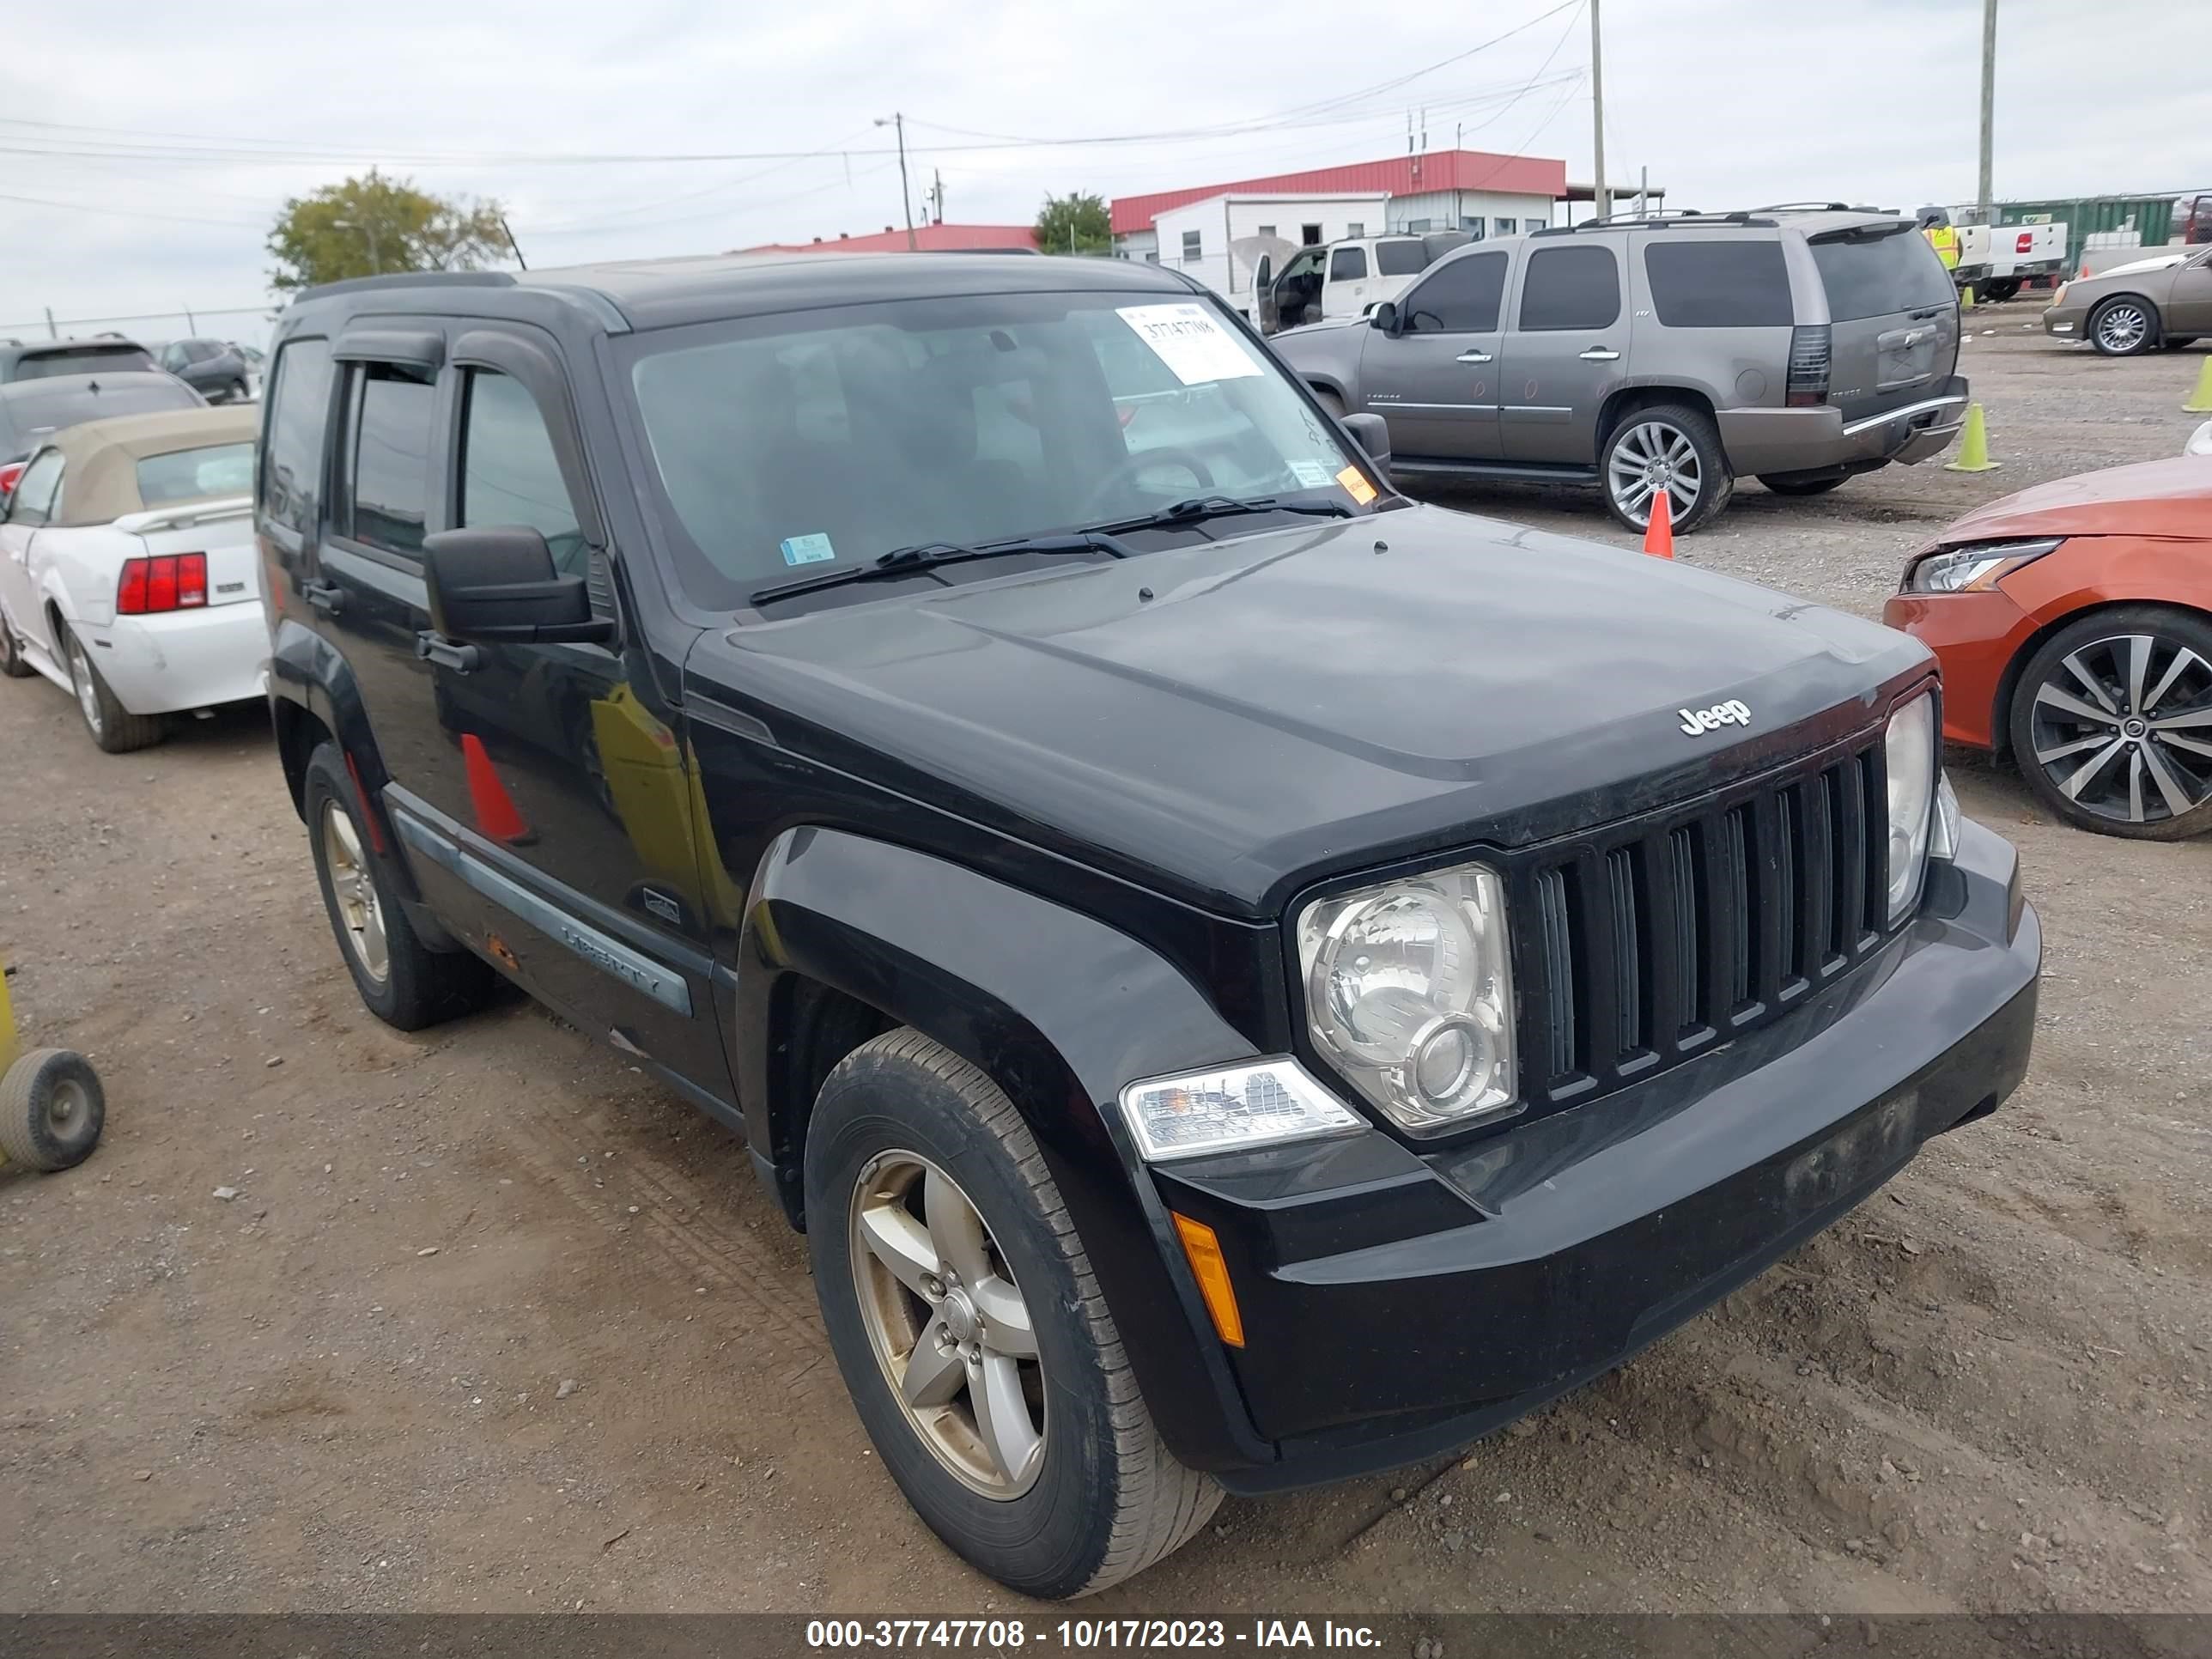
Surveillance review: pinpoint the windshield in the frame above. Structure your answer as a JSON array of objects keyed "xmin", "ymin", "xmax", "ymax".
[
  {"xmin": 625, "ymin": 289, "xmax": 1371, "ymax": 609},
  {"xmin": 11, "ymin": 345, "xmax": 157, "ymax": 382},
  {"xmin": 136, "ymin": 442, "xmax": 255, "ymax": 507}
]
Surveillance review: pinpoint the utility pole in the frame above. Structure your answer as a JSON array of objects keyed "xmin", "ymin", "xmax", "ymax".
[
  {"xmin": 1590, "ymin": 0, "xmax": 1609, "ymax": 220},
  {"xmin": 929, "ymin": 168, "xmax": 945, "ymax": 226},
  {"xmin": 1978, "ymin": 0, "xmax": 1997, "ymax": 222},
  {"xmin": 876, "ymin": 112, "xmax": 916, "ymax": 250}
]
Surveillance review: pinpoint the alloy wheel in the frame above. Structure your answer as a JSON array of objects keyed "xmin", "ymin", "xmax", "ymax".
[
  {"xmin": 320, "ymin": 800, "xmax": 391, "ymax": 982},
  {"xmin": 1607, "ymin": 420, "xmax": 1703, "ymax": 527},
  {"xmin": 850, "ymin": 1150, "xmax": 1045, "ymax": 1499},
  {"xmin": 2028, "ymin": 632, "xmax": 2212, "ymax": 826},
  {"xmin": 67, "ymin": 636, "xmax": 103, "ymax": 738},
  {"xmin": 2094, "ymin": 303, "xmax": 2150, "ymax": 354}
]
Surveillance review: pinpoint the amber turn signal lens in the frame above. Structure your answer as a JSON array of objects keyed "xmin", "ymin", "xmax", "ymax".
[{"xmin": 1170, "ymin": 1212, "xmax": 1244, "ymax": 1348}]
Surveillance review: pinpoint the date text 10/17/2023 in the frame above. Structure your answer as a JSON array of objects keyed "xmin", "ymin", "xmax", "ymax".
[{"xmin": 806, "ymin": 1620, "xmax": 1382, "ymax": 1650}]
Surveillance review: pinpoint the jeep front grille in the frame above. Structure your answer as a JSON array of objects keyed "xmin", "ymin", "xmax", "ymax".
[{"xmin": 1511, "ymin": 732, "xmax": 1892, "ymax": 1109}]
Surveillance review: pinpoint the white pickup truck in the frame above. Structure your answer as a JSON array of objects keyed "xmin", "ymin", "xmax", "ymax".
[
  {"xmin": 1955, "ymin": 220, "xmax": 2069, "ymax": 301},
  {"xmin": 1255, "ymin": 231, "xmax": 1478, "ymax": 333},
  {"xmin": 0, "ymin": 405, "xmax": 264, "ymax": 752}
]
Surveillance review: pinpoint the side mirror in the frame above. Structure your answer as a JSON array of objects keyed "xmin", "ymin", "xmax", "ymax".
[
  {"xmin": 1369, "ymin": 301, "xmax": 1400, "ymax": 335},
  {"xmin": 1341, "ymin": 412, "xmax": 1393, "ymax": 483},
  {"xmin": 422, "ymin": 526, "xmax": 613, "ymax": 646}
]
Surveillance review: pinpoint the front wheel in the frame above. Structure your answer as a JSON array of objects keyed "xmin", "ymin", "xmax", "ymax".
[
  {"xmin": 806, "ymin": 1030, "xmax": 1220, "ymax": 1598},
  {"xmin": 2088, "ymin": 297, "xmax": 2157, "ymax": 356},
  {"xmin": 2007, "ymin": 605, "xmax": 2212, "ymax": 840},
  {"xmin": 1601, "ymin": 404, "xmax": 1734, "ymax": 535},
  {"xmin": 1980, "ymin": 278, "xmax": 2021, "ymax": 304}
]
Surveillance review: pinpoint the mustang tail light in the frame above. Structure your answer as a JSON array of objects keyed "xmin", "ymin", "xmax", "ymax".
[
  {"xmin": 116, "ymin": 553, "xmax": 208, "ymax": 615},
  {"xmin": 0, "ymin": 461, "xmax": 23, "ymax": 498}
]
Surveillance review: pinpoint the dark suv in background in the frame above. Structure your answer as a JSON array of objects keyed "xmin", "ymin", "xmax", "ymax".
[
  {"xmin": 155, "ymin": 337, "xmax": 253, "ymax": 403},
  {"xmin": 257, "ymin": 252, "xmax": 2037, "ymax": 1599},
  {"xmin": 1274, "ymin": 206, "xmax": 1968, "ymax": 534},
  {"xmin": 0, "ymin": 336, "xmax": 159, "ymax": 384}
]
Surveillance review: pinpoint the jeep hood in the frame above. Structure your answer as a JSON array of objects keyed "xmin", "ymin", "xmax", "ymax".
[{"xmin": 690, "ymin": 507, "xmax": 1929, "ymax": 916}]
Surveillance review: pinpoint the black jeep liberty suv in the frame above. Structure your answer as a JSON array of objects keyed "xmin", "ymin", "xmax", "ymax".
[{"xmin": 257, "ymin": 253, "xmax": 2039, "ymax": 1598}]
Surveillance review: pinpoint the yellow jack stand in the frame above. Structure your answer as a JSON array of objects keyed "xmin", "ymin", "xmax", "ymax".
[{"xmin": 0, "ymin": 960, "xmax": 105, "ymax": 1173}]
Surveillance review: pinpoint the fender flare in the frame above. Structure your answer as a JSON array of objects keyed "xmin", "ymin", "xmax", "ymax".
[
  {"xmin": 733, "ymin": 824, "xmax": 1276, "ymax": 1471},
  {"xmin": 266, "ymin": 615, "xmax": 444, "ymax": 925}
]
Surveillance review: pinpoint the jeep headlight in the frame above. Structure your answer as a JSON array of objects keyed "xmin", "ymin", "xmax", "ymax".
[
  {"xmin": 1296, "ymin": 863, "xmax": 1516, "ymax": 1133},
  {"xmin": 1885, "ymin": 693, "xmax": 1938, "ymax": 924}
]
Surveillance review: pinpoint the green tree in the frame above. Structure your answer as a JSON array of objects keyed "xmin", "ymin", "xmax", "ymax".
[
  {"xmin": 267, "ymin": 169, "xmax": 513, "ymax": 293},
  {"xmin": 1035, "ymin": 191, "xmax": 1111, "ymax": 256}
]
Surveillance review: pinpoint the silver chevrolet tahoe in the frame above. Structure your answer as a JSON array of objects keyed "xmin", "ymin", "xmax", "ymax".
[{"xmin": 1272, "ymin": 205, "xmax": 1970, "ymax": 535}]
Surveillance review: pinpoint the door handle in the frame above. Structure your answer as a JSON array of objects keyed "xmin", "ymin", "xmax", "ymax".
[
  {"xmin": 416, "ymin": 632, "xmax": 481, "ymax": 675},
  {"xmin": 1455, "ymin": 349, "xmax": 1494, "ymax": 364},
  {"xmin": 1578, "ymin": 347, "xmax": 1622, "ymax": 362},
  {"xmin": 301, "ymin": 579, "xmax": 344, "ymax": 617}
]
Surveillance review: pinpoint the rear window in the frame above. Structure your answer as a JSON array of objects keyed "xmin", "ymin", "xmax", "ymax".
[
  {"xmin": 3, "ymin": 377, "xmax": 200, "ymax": 447},
  {"xmin": 136, "ymin": 442, "xmax": 255, "ymax": 507},
  {"xmin": 1644, "ymin": 240, "xmax": 1794, "ymax": 327},
  {"xmin": 1811, "ymin": 228, "xmax": 1955, "ymax": 321},
  {"xmin": 1375, "ymin": 240, "xmax": 1427, "ymax": 276},
  {"xmin": 9, "ymin": 345, "xmax": 156, "ymax": 381}
]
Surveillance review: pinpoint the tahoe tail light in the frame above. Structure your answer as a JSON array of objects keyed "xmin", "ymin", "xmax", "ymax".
[
  {"xmin": 1785, "ymin": 325, "xmax": 1832, "ymax": 408},
  {"xmin": 0, "ymin": 461, "xmax": 22, "ymax": 498},
  {"xmin": 116, "ymin": 552, "xmax": 208, "ymax": 615}
]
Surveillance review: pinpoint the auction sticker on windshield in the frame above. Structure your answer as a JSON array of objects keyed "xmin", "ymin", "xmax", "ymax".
[{"xmin": 1118, "ymin": 304, "xmax": 1262, "ymax": 386}]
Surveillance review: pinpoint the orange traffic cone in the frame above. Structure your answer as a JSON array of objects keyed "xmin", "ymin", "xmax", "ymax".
[
  {"xmin": 1644, "ymin": 486, "xmax": 1675, "ymax": 559},
  {"xmin": 461, "ymin": 733, "xmax": 534, "ymax": 845}
]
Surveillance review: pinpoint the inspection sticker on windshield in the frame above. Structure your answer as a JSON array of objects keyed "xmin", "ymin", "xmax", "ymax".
[
  {"xmin": 779, "ymin": 532, "xmax": 836, "ymax": 567},
  {"xmin": 1287, "ymin": 460, "xmax": 1335, "ymax": 489},
  {"xmin": 1117, "ymin": 304, "xmax": 1261, "ymax": 386}
]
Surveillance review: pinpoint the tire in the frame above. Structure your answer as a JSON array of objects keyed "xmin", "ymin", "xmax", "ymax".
[
  {"xmin": 1980, "ymin": 278, "xmax": 2021, "ymax": 304},
  {"xmin": 2087, "ymin": 296, "xmax": 2158, "ymax": 356},
  {"xmin": 0, "ymin": 1048, "xmax": 106, "ymax": 1172},
  {"xmin": 1758, "ymin": 473, "xmax": 1847, "ymax": 498},
  {"xmin": 806, "ymin": 1030, "xmax": 1221, "ymax": 1598},
  {"xmin": 2006, "ymin": 605, "xmax": 2212, "ymax": 841},
  {"xmin": 0, "ymin": 608, "xmax": 34, "ymax": 678},
  {"xmin": 1600, "ymin": 403, "xmax": 1734, "ymax": 535},
  {"xmin": 62, "ymin": 624, "xmax": 164, "ymax": 753},
  {"xmin": 304, "ymin": 740, "xmax": 495, "ymax": 1028},
  {"xmin": 1311, "ymin": 387, "xmax": 1346, "ymax": 418}
]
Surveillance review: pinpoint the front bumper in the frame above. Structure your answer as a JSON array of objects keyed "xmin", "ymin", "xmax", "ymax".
[
  {"xmin": 1147, "ymin": 818, "xmax": 2037, "ymax": 1492},
  {"xmin": 1881, "ymin": 588, "xmax": 2036, "ymax": 750},
  {"xmin": 2043, "ymin": 304, "xmax": 2088, "ymax": 338},
  {"xmin": 84, "ymin": 602, "xmax": 269, "ymax": 715},
  {"xmin": 1717, "ymin": 376, "xmax": 1970, "ymax": 477}
]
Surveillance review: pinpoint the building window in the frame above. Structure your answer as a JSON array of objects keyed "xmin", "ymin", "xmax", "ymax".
[
  {"xmin": 1493, "ymin": 217, "xmax": 1516, "ymax": 237},
  {"xmin": 1301, "ymin": 223, "xmax": 1322, "ymax": 245},
  {"xmin": 1344, "ymin": 221, "xmax": 1364, "ymax": 239},
  {"xmin": 1182, "ymin": 229, "xmax": 1201, "ymax": 262},
  {"xmin": 1146, "ymin": 251, "xmax": 1160, "ymax": 264},
  {"xmin": 1526, "ymin": 217, "xmax": 1548, "ymax": 234},
  {"xmin": 1256, "ymin": 223, "xmax": 1276, "ymax": 238},
  {"xmin": 1464, "ymin": 219, "xmax": 1485, "ymax": 240},
  {"xmin": 1405, "ymin": 218, "xmax": 1432, "ymax": 233}
]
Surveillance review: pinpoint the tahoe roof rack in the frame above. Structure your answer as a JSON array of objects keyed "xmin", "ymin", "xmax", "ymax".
[{"xmin": 1537, "ymin": 209, "xmax": 1778, "ymax": 236}]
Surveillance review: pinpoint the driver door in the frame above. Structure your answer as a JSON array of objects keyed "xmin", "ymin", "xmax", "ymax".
[
  {"xmin": 0, "ymin": 448, "xmax": 64, "ymax": 659},
  {"xmin": 1358, "ymin": 249, "xmax": 1510, "ymax": 460}
]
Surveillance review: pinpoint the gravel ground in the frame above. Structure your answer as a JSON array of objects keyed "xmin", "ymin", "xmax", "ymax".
[{"xmin": 1, "ymin": 318, "xmax": 2207, "ymax": 1618}]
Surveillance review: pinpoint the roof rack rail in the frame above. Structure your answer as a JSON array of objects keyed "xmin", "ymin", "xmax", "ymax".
[
  {"xmin": 1753, "ymin": 201, "xmax": 1856, "ymax": 213},
  {"xmin": 1558, "ymin": 209, "xmax": 1778, "ymax": 232},
  {"xmin": 296, "ymin": 270, "xmax": 518, "ymax": 302}
]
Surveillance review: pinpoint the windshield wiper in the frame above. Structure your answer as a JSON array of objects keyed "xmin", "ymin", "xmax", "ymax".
[
  {"xmin": 1093, "ymin": 494, "xmax": 1356, "ymax": 535},
  {"xmin": 749, "ymin": 531, "xmax": 1134, "ymax": 607}
]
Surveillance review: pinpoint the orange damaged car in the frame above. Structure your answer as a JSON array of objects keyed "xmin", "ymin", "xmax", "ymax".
[{"xmin": 1884, "ymin": 455, "xmax": 2212, "ymax": 839}]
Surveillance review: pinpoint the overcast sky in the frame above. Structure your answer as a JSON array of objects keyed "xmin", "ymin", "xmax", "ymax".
[{"xmin": 6, "ymin": 0, "xmax": 2207, "ymax": 343}]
